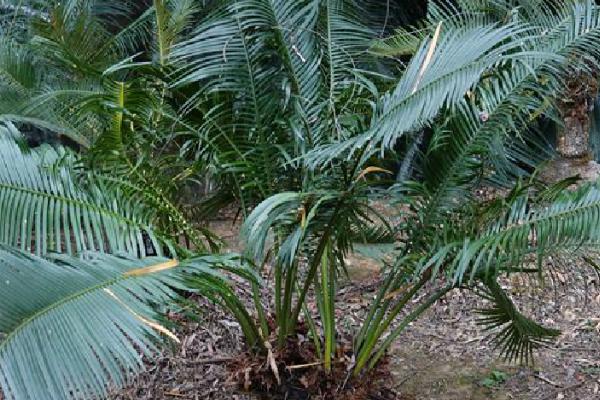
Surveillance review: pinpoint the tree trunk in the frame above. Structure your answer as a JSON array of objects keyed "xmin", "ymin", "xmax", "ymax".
[
  {"xmin": 557, "ymin": 112, "xmax": 591, "ymax": 158},
  {"xmin": 556, "ymin": 72, "xmax": 598, "ymax": 159},
  {"xmin": 541, "ymin": 71, "xmax": 600, "ymax": 184}
]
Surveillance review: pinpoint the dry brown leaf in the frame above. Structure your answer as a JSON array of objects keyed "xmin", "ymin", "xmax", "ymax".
[{"xmin": 355, "ymin": 166, "xmax": 392, "ymax": 181}]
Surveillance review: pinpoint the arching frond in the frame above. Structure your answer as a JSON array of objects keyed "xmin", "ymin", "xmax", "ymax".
[
  {"xmin": 0, "ymin": 123, "xmax": 164, "ymax": 256},
  {"xmin": 0, "ymin": 247, "xmax": 254, "ymax": 400},
  {"xmin": 419, "ymin": 181, "xmax": 600, "ymax": 286},
  {"xmin": 305, "ymin": 21, "xmax": 531, "ymax": 168},
  {"xmin": 240, "ymin": 191, "xmax": 304, "ymax": 263},
  {"xmin": 395, "ymin": 0, "xmax": 600, "ymax": 228},
  {"xmin": 475, "ymin": 277, "xmax": 560, "ymax": 364}
]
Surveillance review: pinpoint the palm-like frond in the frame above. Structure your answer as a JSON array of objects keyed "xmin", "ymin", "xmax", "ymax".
[
  {"xmin": 0, "ymin": 37, "xmax": 38, "ymax": 93},
  {"xmin": 0, "ymin": 246, "xmax": 253, "ymax": 400},
  {"xmin": 240, "ymin": 191, "xmax": 305, "ymax": 263},
  {"xmin": 31, "ymin": 9, "xmax": 120, "ymax": 73},
  {"xmin": 263, "ymin": 0, "xmax": 321, "ymax": 140},
  {"xmin": 420, "ymin": 181, "xmax": 600, "ymax": 286},
  {"xmin": 171, "ymin": 0, "xmax": 377, "ymax": 207},
  {"xmin": 172, "ymin": 0, "xmax": 321, "ymax": 112},
  {"xmin": 357, "ymin": 178, "xmax": 600, "ymax": 368},
  {"xmin": 309, "ymin": 0, "xmax": 600, "ymax": 171},
  {"xmin": 171, "ymin": 0, "xmax": 292, "ymax": 202},
  {"xmin": 0, "ymin": 37, "xmax": 93, "ymax": 143},
  {"xmin": 153, "ymin": 0, "xmax": 200, "ymax": 65},
  {"xmin": 0, "ymin": 123, "xmax": 163, "ymax": 256},
  {"xmin": 307, "ymin": 0, "xmax": 378, "ymax": 150},
  {"xmin": 0, "ymin": 0, "xmax": 136, "ymax": 26},
  {"xmin": 475, "ymin": 278, "xmax": 560, "ymax": 364},
  {"xmin": 370, "ymin": 27, "xmax": 423, "ymax": 57},
  {"xmin": 398, "ymin": 0, "xmax": 600, "ymax": 227},
  {"xmin": 414, "ymin": 62, "xmax": 551, "ymax": 225},
  {"xmin": 305, "ymin": 21, "xmax": 531, "ymax": 168}
]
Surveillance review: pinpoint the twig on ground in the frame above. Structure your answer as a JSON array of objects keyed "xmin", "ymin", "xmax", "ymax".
[
  {"xmin": 534, "ymin": 373, "xmax": 563, "ymax": 388},
  {"xmin": 286, "ymin": 361, "xmax": 324, "ymax": 371},
  {"xmin": 165, "ymin": 391, "xmax": 189, "ymax": 398},
  {"xmin": 541, "ymin": 381, "xmax": 586, "ymax": 400},
  {"xmin": 184, "ymin": 357, "xmax": 234, "ymax": 365}
]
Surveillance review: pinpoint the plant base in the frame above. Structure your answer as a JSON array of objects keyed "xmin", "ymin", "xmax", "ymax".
[{"xmin": 229, "ymin": 335, "xmax": 406, "ymax": 400}]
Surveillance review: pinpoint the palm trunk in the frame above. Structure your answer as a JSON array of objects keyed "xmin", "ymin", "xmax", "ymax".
[
  {"xmin": 556, "ymin": 113, "xmax": 591, "ymax": 158},
  {"xmin": 542, "ymin": 71, "xmax": 600, "ymax": 183},
  {"xmin": 556, "ymin": 72, "xmax": 598, "ymax": 159}
]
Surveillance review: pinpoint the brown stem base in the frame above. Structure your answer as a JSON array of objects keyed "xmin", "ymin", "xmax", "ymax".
[{"xmin": 229, "ymin": 334, "xmax": 407, "ymax": 400}]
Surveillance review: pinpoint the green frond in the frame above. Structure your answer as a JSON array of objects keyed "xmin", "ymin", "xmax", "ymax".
[
  {"xmin": 305, "ymin": 21, "xmax": 530, "ymax": 168},
  {"xmin": 172, "ymin": 0, "xmax": 325, "ymax": 139},
  {"xmin": 314, "ymin": 0, "xmax": 376, "ymax": 144},
  {"xmin": 0, "ymin": 246, "xmax": 252, "ymax": 400},
  {"xmin": 420, "ymin": 181, "xmax": 600, "ymax": 286},
  {"xmin": 413, "ymin": 0, "xmax": 600, "ymax": 226},
  {"xmin": 0, "ymin": 38, "xmax": 38, "ymax": 93},
  {"xmin": 31, "ymin": 10, "xmax": 118, "ymax": 72},
  {"xmin": 99, "ymin": 7, "xmax": 155, "ymax": 58},
  {"xmin": 308, "ymin": 0, "xmax": 600, "ymax": 171},
  {"xmin": 0, "ymin": 123, "xmax": 163, "ymax": 257},
  {"xmin": 153, "ymin": 0, "xmax": 199, "ymax": 65},
  {"xmin": 370, "ymin": 27, "xmax": 423, "ymax": 57},
  {"xmin": 417, "ymin": 62, "xmax": 550, "ymax": 223},
  {"xmin": 171, "ymin": 0, "xmax": 281, "ymax": 120},
  {"xmin": 240, "ymin": 191, "xmax": 305, "ymax": 263},
  {"xmin": 320, "ymin": 1, "xmax": 374, "ymax": 99},
  {"xmin": 476, "ymin": 278, "xmax": 560, "ymax": 364},
  {"xmin": 265, "ymin": 0, "xmax": 321, "ymax": 141}
]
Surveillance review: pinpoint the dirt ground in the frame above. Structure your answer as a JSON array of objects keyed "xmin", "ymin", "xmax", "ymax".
[{"xmin": 111, "ymin": 218, "xmax": 600, "ymax": 400}]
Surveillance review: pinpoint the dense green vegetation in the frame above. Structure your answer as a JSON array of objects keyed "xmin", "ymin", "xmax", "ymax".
[{"xmin": 1, "ymin": 0, "xmax": 600, "ymax": 398}]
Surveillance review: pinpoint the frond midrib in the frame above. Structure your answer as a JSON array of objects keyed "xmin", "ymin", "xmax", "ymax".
[
  {"xmin": 372, "ymin": 50, "xmax": 503, "ymax": 133},
  {"xmin": 0, "ymin": 182, "xmax": 153, "ymax": 231},
  {"xmin": 0, "ymin": 265, "xmax": 150, "ymax": 356}
]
